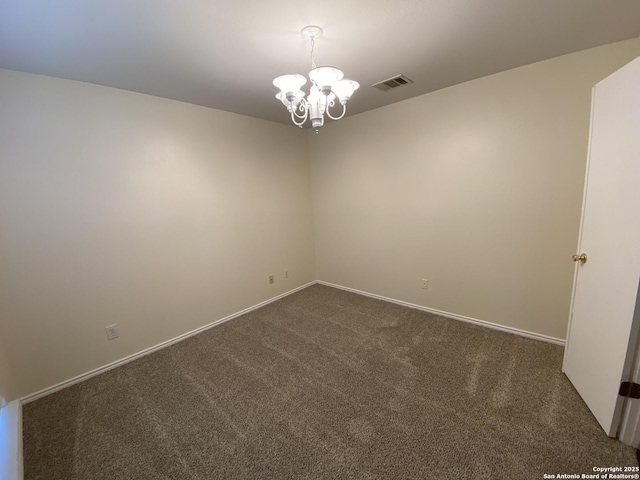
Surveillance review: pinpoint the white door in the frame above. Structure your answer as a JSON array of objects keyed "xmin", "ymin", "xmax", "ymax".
[{"xmin": 563, "ymin": 56, "xmax": 640, "ymax": 437}]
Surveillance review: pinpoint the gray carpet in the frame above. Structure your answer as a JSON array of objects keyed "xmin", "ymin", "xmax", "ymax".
[{"xmin": 23, "ymin": 284, "xmax": 636, "ymax": 479}]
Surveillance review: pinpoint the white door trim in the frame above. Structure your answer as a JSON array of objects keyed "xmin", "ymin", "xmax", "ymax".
[
  {"xmin": 562, "ymin": 86, "xmax": 596, "ymax": 374},
  {"xmin": 617, "ymin": 280, "xmax": 640, "ymax": 446}
]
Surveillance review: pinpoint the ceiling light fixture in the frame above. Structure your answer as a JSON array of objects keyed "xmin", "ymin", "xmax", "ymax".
[{"xmin": 273, "ymin": 25, "xmax": 360, "ymax": 133}]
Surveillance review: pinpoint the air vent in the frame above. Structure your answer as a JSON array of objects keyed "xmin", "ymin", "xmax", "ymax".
[{"xmin": 372, "ymin": 74, "xmax": 414, "ymax": 92}]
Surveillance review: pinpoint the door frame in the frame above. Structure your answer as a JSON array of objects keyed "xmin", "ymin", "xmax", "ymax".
[
  {"xmin": 561, "ymin": 87, "xmax": 596, "ymax": 375},
  {"xmin": 617, "ymin": 281, "xmax": 640, "ymax": 446}
]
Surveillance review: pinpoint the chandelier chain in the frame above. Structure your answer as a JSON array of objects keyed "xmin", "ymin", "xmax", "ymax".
[{"xmin": 310, "ymin": 36, "xmax": 316, "ymax": 69}]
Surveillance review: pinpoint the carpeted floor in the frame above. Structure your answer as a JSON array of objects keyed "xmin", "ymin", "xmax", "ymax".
[{"xmin": 23, "ymin": 284, "xmax": 637, "ymax": 479}]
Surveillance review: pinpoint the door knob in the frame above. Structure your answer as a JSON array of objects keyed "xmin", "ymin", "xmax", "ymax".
[{"xmin": 572, "ymin": 253, "xmax": 587, "ymax": 264}]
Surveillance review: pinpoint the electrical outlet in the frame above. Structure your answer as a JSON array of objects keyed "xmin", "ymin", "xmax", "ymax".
[
  {"xmin": 105, "ymin": 324, "xmax": 119, "ymax": 340},
  {"xmin": 269, "ymin": 275, "xmax": 274, "ymax": 285},
  {"xmin": 421, "ymin": 279, "xmax": 429, "ymax": 290},
  {"xmin": 284, "ymin": 269, "xmax": 289, "ymax": 279}
]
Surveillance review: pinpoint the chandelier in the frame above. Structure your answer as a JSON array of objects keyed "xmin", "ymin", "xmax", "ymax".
[{"xmin": 273, "ymin": 25, "xmax": 360, "ymax": 133}]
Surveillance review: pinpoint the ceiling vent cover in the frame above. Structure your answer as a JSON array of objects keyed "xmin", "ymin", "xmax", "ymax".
[{"xmin": 372, "ymin": 74, "xmax": 414, "ymax": 92}]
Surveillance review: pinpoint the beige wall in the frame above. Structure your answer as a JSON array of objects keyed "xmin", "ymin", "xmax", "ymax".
[
  {"xmin": 3, "ymin": 39, "xmax": 640, "ymax": 400},
  {"xmin": 0, "ymin": 340, "xmax": 16, "ymax": 406},
  {"xmin": 0, "ymin": 69, "xmax": 315, "ymax": 398},
  {"xmin": 309, "ymin": 39, "xmax": 640, "ymax": 341}
]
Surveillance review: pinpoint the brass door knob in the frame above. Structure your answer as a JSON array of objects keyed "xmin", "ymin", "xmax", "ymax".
[{"xmin": 572, "ymin": 253, "xmax": 587, "ymax": 264}]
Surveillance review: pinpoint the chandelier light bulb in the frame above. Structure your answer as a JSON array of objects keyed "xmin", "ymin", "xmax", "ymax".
[
  {"xmin": 272, "ymin": 25, "xmax": 358, "ymax": 132},
  {"xmin": 309, "ymin": 66, "xmax": 344, "ymax": 95},
  {"xmin": 331, "ymin": 79, "xmax": 360, "ymax": 105},
  {"xmin": 273, "ymin": 74, "xmax": 307, "ymax": 100}
]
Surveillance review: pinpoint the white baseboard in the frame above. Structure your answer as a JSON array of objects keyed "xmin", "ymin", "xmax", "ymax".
[
  {"xmin": 21, "ymin": 281, "xmax": 316, "ymax": 404},
  {"xmin": 21, "ymin": 279, "xmax": 564, "ymax": 404},
  {"xmin": 0, "ymin": 400, "xmax": 23, "ymax": 480},
  {"xmin": 317, "ymin": 280, "xmax": 565, "ymax": 346},
  {"xmin": 11, "ymin": 278, "xmax": 564, "ymax": 480}
]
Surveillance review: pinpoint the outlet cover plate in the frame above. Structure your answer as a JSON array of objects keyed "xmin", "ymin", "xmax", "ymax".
[{"xmin": 106, "ymin": 324, "xmax": 119, "ymax": 340}]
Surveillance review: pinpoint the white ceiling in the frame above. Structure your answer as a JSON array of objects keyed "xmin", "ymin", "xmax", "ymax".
[{"xmin": 1, "ymin": 0, "xmax": 639, "ymax": 126}]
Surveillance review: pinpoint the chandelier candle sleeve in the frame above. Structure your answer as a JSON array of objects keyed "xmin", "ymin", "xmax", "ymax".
[
  {"xmin": 309, "ymin": 67, "xmax": 343, "ymax": 94},
  {"xmin": 272, "ymin": 25, "xmax": 359, "ymax": 132}
]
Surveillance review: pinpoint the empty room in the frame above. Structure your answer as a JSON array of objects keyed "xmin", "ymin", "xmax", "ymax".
[{"xmin": 2, "ymin": 1, "xmax": 640, "ymax": 479}]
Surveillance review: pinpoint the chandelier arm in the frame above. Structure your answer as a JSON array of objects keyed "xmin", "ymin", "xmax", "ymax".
[
  {"xmin": 290, "ymin": 106, "xmax": 308, "ymax": 127},
  {"xmin": 325, "ymin": 101, "xmax": 346, "ymax": 121},
  {"xmin": 292, "ymin": 102, "xmax": 308, "ymax": 120}
]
